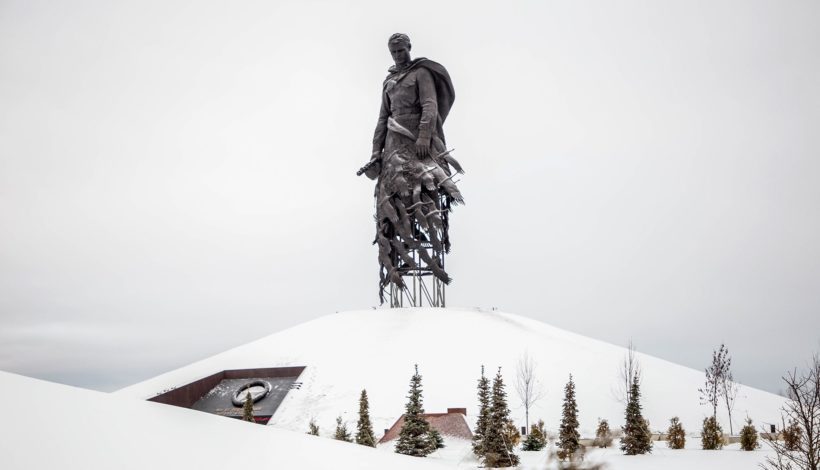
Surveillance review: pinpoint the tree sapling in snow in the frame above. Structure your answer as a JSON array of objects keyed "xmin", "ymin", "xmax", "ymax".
[
  {"xmin": 482, "ymin": 367, "xmax": 519, "ymax": 467},
  {"xmin": 355, "ymin": 389, "xmax": 376, "ymax": 447},
  {"xmin": 666, "ymin": 417, "xmax": 686, "ymax": 450},
  {"xmin": 700, "ymin": 416, "xmax": 724, "ymax": 450},
  {"xmin": 334, "ymin": 416, "xmax": 352, "ymax": 442},
  {"xmin": 472, "ymin": 365, "xmax": 491, "ymax": 458},
  {"xmin": 395, "ymin": 365, "xmax": 433, "ymax": 457},
  {"xmin": 739, "ymin": 417, "xmax": 759, "ymax": 451},
  {"xmin": 621, "ymin": 375, "xmax": 652, "ymax": 455},
  {"xmin": 559, "ymin": 374, "xmax": 581, "ymax": 458},
  {"xmin": 242, "ymin": 391, "xmax": 254, "ymax": 423}
]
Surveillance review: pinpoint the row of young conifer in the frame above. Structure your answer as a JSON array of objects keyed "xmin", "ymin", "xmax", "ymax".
[
  {"xmin": 466, "ymin": 368, "xmax": 655, "ymax": 467},
  {"xmin": 304, "ymin": 366, "xmax": 445, "ymax": 456},
  {"xmin": 297, "ymin": 363, "xmax": 766, "ymax": 464},
  {"xmin": 305, "ymin": 389, "xmax": 380, "ymax": 448},
  {"xmin": 467, "ymin": 366, "xmax": 656, "ymax": 467},
  {"xmin": 469, "ymin": 365, "xmax": 765, "ymax": 467}
]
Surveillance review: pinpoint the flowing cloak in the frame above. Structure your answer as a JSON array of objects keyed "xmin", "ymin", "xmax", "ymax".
[
  {"xmin": 396, "ymin": 58, "xmax": 455, "ymax": 143},
  {"xmin": 368, "ymin": 58, "xmax": 465, "ymax": 304}
]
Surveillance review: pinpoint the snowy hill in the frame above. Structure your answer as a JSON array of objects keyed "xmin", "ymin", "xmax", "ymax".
[
  {"xmin": 117, "ymin": 308, "xmax": 785, "ymax": 439},
  {"xmin": 0, "ymin": 370, "xmax": 450, "ymax": 470}
]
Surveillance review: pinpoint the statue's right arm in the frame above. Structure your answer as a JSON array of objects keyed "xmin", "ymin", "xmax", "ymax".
[
  {"xmin": 365, "ymin": 90, "xmax": 389, "ymax": 180},
  {"xmin": 371, "ymin": 90, "xmax": 389, "ymax": 159}
]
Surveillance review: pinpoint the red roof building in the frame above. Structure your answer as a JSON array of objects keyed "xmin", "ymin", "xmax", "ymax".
[{"xmin": 379, "ymin": 408, "xmax": 473, "ymax": 444}]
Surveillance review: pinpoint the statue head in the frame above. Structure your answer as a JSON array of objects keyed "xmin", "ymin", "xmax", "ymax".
[{"xmin": 388, "ymin": 33, "xmax": 411, "ymax": 68}]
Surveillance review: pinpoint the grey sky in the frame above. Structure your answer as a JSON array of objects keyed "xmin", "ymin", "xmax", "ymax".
[{"xmin": 1, "ymin": 0, "xmax": 818, "ymax": 394}]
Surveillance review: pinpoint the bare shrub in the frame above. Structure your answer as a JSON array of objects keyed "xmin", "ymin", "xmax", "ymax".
[{"xmin": 761, "ymin": 355, "xmax": 820, "ymax": 470}]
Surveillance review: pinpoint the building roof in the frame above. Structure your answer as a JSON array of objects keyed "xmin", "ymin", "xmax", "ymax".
[{"xmin": 379, "ymin": 408, "xmax": 473, "ymax": 444}]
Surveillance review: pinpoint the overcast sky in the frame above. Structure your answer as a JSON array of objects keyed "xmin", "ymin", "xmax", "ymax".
[{"xmin": 1, "ymin": 0, "xmax": 818, "ymax": 394}]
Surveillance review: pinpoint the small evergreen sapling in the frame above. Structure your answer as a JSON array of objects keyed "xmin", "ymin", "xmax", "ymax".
[
  {"xmin": 334, "ymin": 416, "xmax": 353, "ymax": 442},
  {"xmin": 482, "ymin": 367, "xmax": 520, "ymax": 468},
  {"xmin": 700, "ymin": 416, "xmax": 724, "ymax": 450},
  {"xmin": 522, "ymin": 420, "xmax": 548, "ymax": 451},
  {"xmin": 355, "ymin": 389, "xmax": 377, "ymax": 447},
  {"xmin": 395, "ymin": 365, "xmax": 433, "ymax": 457},
  {"xmin": 559, "ymin": 374, "xmax": 581, "ymax": 458},
  {"xmin": 666, "ymin": 417, "xmax": 686, "ymax": 450},
  {"xmin": 242, "ymin": 392, "xmax": 254, "ymax": 422},
  {"xmin": 620, "ymin": 375, "xmax": 652, "ymax": 455},
  {"xmin": 307, "ymin": 417, "xmax": 320, "ymax": 436},
  {"xmin": 472, "ymin": 366, "xmax": 491, "ymax": 458},
  {"xmin": 739, "ymin": 417, "xmax": 759, "ymax": 451},
  {"xmin": 502, "ymin": 419, "xmax": 521, "ymax": 448},
  {"xmin": 593, "ymin": 419, "xmax": 613, "ymax": 448},
  {"xmin": 334, "ymin": 416, "xmax": 352, "ymax": 442},
  {"xmin": 782, "ymin": 419, "xmax": 801, "ymax": 451}
]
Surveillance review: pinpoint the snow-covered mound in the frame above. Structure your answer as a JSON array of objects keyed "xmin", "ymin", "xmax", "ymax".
[
  {"xmin": 118, "ymin": 308, "xmax": 785, "ymax": 439},
  {"xmin": 0, "ymin": 371, "xmax": 449, "ymax": 470}
]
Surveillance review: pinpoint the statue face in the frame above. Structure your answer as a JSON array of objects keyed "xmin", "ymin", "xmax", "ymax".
[{"xmin": 388, "ymin": 42, "xmax": 411, "ymax": 67}]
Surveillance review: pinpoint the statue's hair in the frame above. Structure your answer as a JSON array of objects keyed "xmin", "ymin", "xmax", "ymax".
[{"xmin": 388, "ymin": 33, "xmax": 411, "ymax": 47}]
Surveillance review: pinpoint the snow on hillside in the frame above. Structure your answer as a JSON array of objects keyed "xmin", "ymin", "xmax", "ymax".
[
  {"xmin": 0, "ymin": 370, "xmax": 450, "ymax": 470},
  {"xmin": 117, "ymin": 308, "xmax": 785, "ymax": 441}
]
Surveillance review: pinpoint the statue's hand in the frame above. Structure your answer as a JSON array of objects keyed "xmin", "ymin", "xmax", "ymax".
[
  {"xmin": 415, "ymin": 138, "xmax": 431, "ymax": 158},
  {"xmin": 364, "ymin": 160, "xmax": 381, "ymax": 180},
  {"xmin": 363, "ymin": 150, "xmax": 382, "ymax": 180}
]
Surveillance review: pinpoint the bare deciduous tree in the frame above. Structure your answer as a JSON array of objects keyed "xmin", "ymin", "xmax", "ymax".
[
  {"xmin": 699, "ymin": 344, "xmax": 729, "ymax": 420},
  {"xmin": 761, "ymin": 354, "xmax": 820, "ymax": 470},
  {"xmin": 515, "ymin": 351, "xmax": 545, "ymax": 432},
  {"xmin": 612, "ymin": 340, "xmax": 642, "ymax": 405},
  {"xmin": 722, "ymin": 370, "xmax": 739, "ymax": 435}
]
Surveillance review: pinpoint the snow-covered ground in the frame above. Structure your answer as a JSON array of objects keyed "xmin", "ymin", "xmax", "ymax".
[
  {"xmin": 1, "ymin": 308, "xmax": 785, "ymax": 469},
  {"xmin": 390, "ymin": 437, "xmax": 776, "ymax": 470},
  {"xmin": 0, "ymin": 370, "xmax": 451, "ymax": 470}
]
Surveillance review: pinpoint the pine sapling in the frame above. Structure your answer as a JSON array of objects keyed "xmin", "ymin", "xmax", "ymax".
[
  {"xmin": 593, "ymin": 419, "xmax": 613, "ymax": 448},
  {"xmin": 700, "ymin": 416, "xmax": 724, "ymax": 450},
  {"xmin": 739, "ymin": 417, "xmax": 759, "ymax": 451},
  {"xmin": 522, "ymin": 420, "xmax": 548, "ymax": 451},
  {"xmin": 307, "ymin": 417, "xmax": 320, "ymax": 436},
  {"xmin": 395, "ymin": 365, "xmax": 433, "ymax": 457},
  {"xmin": 502, "ymin": 419, "xmax": 521, "ymax": 448},
  {"xmin": 558, "ymin": 374, "xmax": 581, "ymax": 458},
  {"xmin": 666, "ymin": 417, "xmax": 686, "ymax": 449},
  {"xmin": 334, "ymin": 416, "xmax": 352, "ymax": 442},
  {"xmin": 472, "ymin": 365, "xmax": 491, "ymax": 458},
  {"xmin": 620, "ymin": 375, "xmax": 652, "ymax": 455},
  {"xmin": 782, "ymin": 419, "xmax": 801, "ymax": 451},
  {"xmin": 355, "ymin": 389, "xmax": 377, "ymax": 447},
  {"xmin": 242, "ymin": 391, "xmax": 254, "ymax": 423},
  {"xmin": 483, "ymin": 367, "xmax": 519, "ymax": 468}
]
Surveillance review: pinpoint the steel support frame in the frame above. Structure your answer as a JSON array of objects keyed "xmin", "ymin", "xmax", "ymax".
[{"xmin": 388, "ymin": 197, "xmax": 448, "ymax": 308}]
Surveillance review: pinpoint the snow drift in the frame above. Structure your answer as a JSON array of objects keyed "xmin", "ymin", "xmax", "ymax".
[{"xmin": 0, "ymin": 370, "xmax": 450, "ymax": 470}]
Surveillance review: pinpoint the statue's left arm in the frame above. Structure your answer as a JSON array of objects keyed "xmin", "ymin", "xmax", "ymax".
[{"xmin": 416, "ymin": 67, "xmax": 438, "ymax": 158}]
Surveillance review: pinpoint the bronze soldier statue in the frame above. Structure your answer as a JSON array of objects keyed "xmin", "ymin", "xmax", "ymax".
[{"xmin": 358, "ymin": 33, "xmax": 464, "ymax": 306}]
